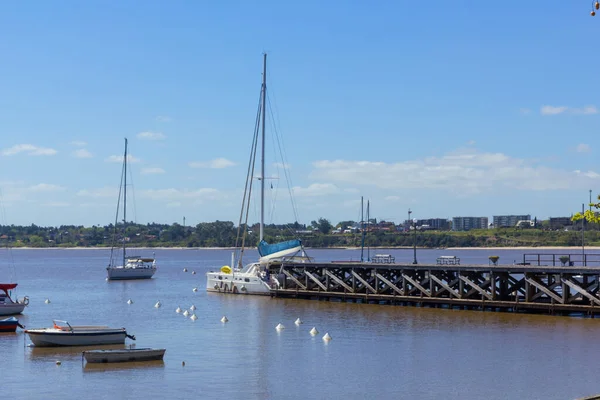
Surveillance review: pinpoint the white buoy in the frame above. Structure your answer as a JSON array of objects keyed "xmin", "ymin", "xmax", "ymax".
[
  {"xmin": 192, "ymin": 271, "xmax": 196, "ymax": 275},
  {"xmin": 275, "ymin": 323, "xmax": 285, "ymax": 331},
  {"xmin": 183, "ymin": 310, "xmax": 189, "ymax": 317},
  {"xmin": 183, "ymin": 268, "xmax": 188, "ymax": 272},
  {"xmin": 295, "ymin": 318, "xmax": 303, "ymax": 325},
  {"xmin": 221, "ymin": 316, "xmax": 228, "ymax": 323},
  {"xmin": 190, "ymin": 305, "xmax": 196, "ymax": 311},
  {"xmin": 154, "ymin": 301, "xmax": 161, "ymax": 308},
  {"xmin": 192, "ymin": 287, "xmax": 198, "ymax": 292},
  {"xmin": 176, "ymin": 306, "xmax": 182, "ymax": 313},
  {"xmin": 44, "ymin": 299, "xmax": 50, "ymax": 304},
  {"xmin": 309, "ymin": 327, "xmax": 319, "ymax": 336},
  {"xmin": 190, "ymin": 314, "xmax": 198, "ymax": 321},
  {"xmin": 127, "ymin": 299, "xmax": 133, "ymax": 305},
  {"xmin": 322, "ymin": 332, "xmax": 332, "ymax": 341}
]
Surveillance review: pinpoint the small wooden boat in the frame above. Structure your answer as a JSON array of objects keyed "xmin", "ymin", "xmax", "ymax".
[
  {"xmin": 25, "ymin": 320, "xmax": 135, "ymax": 347},
  {"xmin": 0, "ymin": 316, "xmax": 24, "ymax": 332},
  {"xmin": 83, "ymin": 348, "xmax": 166, "ymax": 363}
]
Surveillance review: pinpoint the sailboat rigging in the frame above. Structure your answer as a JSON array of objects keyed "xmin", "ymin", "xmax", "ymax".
[
  {"xmin": 206, "ymin": 54, "xmax": 308, "ymax": 295},
  {"xmin": 106, "ymin": 138, "xmax": 157, "ymax": 281}
]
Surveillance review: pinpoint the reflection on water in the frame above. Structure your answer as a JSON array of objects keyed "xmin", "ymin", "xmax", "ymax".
[{"xmin": 84, "ymin": 360, "xmax": 165, "ymax": 372}]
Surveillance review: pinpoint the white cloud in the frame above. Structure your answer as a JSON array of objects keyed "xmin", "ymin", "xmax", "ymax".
[
  {"xmin": 137, "ymin": 131, "xmax": 166, "ymax": 140},
  {"xmin": 140, "ymin": 188, "xmax": 224, "ymax": 201},
  {"xmin": 141, "ymin": 167, "xmax": 165, "ymax": 175},
  {"xmin": 72, "ymin": 149, "xmax": 93, "ymax": 158},
  {"xmin": 105, "ymin": 155, "xmax": 141, "ymax": 163},
  {"xmin": 28, "ymin": 183, "xmax": 65, "ymax": 192},
  {"xmin": 273, "ymin": 162, "xmax": 291, "ymax": 169},
  {"xmin": 292, "ymin": 183, "xmax": 339, "ymax": 197},
  {"xmin": 2, "ymin": 144, "xmax": 57, "ymax": 156},
  {"xmin": 70, "ymin": 141, "xmax": 87, "ymax": 147},
  {"xmin": 156, "ymin": 116, "xmax": 172, "ymax": 122},
  {"xmin": 541, "ymin": 105, "xmax": 568, "ymax": 115},
  {"xmin": 77, "ymin": 187, "xmax": 119, "ymax": 198},
  {"xmin": 541, "ymin": 105, "xmax": 598, "ymax": 116},
  {"xmin": 188, "ymin": 158, "xmax": 236, "ymax": 169},
  {"xmin": 573, "ymin": 105, "xmax": 598, "ymax": 115},
  {"xmin": 309, "ymin": 148, "xmax": 600, "ymax": 195},
  {"xmin": 519, "ymin": 108, "xmax": 531, "ymax": 115},
  {"xmin": 576, "ymin": 144, "xmax": 591, "ymax": 153}
]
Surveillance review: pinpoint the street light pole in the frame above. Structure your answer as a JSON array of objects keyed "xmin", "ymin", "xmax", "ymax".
[
  {"xmin": 412, "ymin": 218, "xmax": 418, "ymax": 264},
  {"xmin": 408, "ymin": 209, "xmax": 412, "ymax": 231}
]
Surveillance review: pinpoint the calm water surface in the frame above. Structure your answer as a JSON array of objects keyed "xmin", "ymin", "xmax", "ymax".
[{"xmin": 2, "ymin": 248, "xmax": 600, "ymax": 400}]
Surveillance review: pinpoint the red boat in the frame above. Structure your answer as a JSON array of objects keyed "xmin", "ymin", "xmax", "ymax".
[{"xmin": 0, "ymin": 317, "xmax": 24, "ymax": 332}]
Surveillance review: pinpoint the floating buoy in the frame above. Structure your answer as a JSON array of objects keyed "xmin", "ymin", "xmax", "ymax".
[
  {"xmin": 596, "ymin": 1, "xmax": 599, "ymax": 10},
  {"xmin": 192, "ymin": 287, "xmax": 198, "ymax": 292},
  {"xmin": 183, "ymin": 268, "xmax": 188, "ymax": 272},
  {"xmin": 154, "ymin": 301, "xmax": 161, "ymax": 308},
  {"xmin": 309, "ymin": 327, "xmax": 319, "ymax": 336},
  {"xmin": 221, "ymin": 316, "xmax": 228, "ymax": 323},
  {"xmin": 182, "ymin": 361, "xmax": 185, "ymax": 366},
  {"xmin": 593, "ymin": 10, "xmax": 597, "ymax": 16},
  {"xmin": 44, "ymin": 299, "xmax": 50, "ymax": 304},
  {"xmin": 192, "ymin": 271, "xmax": 196, "ymax": 275},
  {"xmin": 176, "ymin": 306, "xmax": 182, "ymax": 313},
  {"xmin": 275, "ymin": 323, "xmax": 285, "ymax": 331},
  {"xmin": 322, "ymin": 333, "xmax": 332, "ymax": 341},
  {"xmin": 55, "ymin": 360, "xmax": 61, "ymax": 365},
  {"xmin": 190, "ymin": 305, "xmax": 196, "ymax": 311},
  {"xmin": 127, "ymin": 299, "xmax": 133, "ymax": 305},
  {"xmin": 183, "ymin": 310, "xmax": 189, "ymax": 317},
  {"xmin": 190, "ymin": 314, "xmax": 198, "ymax": 321},
  {"xmin": 294, "ymin": 318, "xmax": 302, "ymax": 325}
]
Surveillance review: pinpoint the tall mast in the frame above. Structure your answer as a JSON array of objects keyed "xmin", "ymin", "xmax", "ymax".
[
  {"xmin": 259, "ymin": 53, "xmax": 267, "ymax": 241},
  {"xmin": 123, "ymin": 138, "xmax": 128, "ymax": 267},
  {"xmin": 360, "ymin": 196, "xmax": 364, "ymax": 262}
]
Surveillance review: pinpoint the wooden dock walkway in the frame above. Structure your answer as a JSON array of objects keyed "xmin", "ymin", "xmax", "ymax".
[{"xmin": 267, "ymin": 257, "xmax": 600, "ymax": 317}]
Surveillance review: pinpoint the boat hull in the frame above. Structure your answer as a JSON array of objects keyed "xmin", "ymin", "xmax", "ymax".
[
  {"xmin": 206, "ymin": 271, "xmax": 271, "ymax": 295},
  {"xmin": 0, "ymin": 317, "xmax": 21, "ymax": 332},
  {"xmin": 0, "ymin": 303, "xmax": 26, "ymax": 316},
  {"xmin": 83, "ymin": 348, "xmax": 165, "ymax": 363},
  {"xmin": 107, "ymin": 267, "xmax": 156, "ymax": 280},
  {"xmin": 25, "ymin": 329, "xmax": 128, "ymax": 347}
]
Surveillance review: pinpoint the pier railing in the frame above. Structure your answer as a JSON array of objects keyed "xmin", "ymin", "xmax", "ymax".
[{"xmin": 522, "ymin": 253, "xmax": 600, "ymax": 267}]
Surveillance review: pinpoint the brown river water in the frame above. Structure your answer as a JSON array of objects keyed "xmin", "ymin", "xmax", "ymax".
[{"xmin": 2, "ymin": 248, "xmax": 599, "ymax": 400}]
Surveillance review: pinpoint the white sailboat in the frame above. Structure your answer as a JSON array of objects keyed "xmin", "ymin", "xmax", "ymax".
[
  {"xmin": 206, "ymin": 54, "xmax": 308, "ymax": 295},
  {"xmin": 106, "ymin": 138, "xmax": 157, "ymax": 280}
]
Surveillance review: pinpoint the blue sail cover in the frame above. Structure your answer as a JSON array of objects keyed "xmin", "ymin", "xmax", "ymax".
[{"xmin": 257, "ymin": 239, "xmax": 302, "ymax": 257}]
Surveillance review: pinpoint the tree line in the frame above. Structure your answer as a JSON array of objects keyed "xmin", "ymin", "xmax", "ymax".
[{"xmin": 0, "ymin": 218, "xmax": 597, "ymax": 248}]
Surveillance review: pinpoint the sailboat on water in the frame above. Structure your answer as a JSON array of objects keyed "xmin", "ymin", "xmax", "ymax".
[
  {"xmin": 106, "ymin": 138, "xmax": 157, "ymax": 281},
  {"xmin": 206, "ymin": 54, "xmax": 307, "ymax": 295}
]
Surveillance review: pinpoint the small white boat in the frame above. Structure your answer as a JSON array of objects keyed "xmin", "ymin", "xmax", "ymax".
[
  {"xmin": 83, "ymin": 348, "xmax": 165, "ymax": 363},
  {"xmin": 25, "ymin": 320, "xmax": 135, "ymax": 347},
  {"xmin": 107, "ymin": 257, "xmax": 157, "ymax": 280},
  {"xmin": 0, "ymin": 283, "xmax": 28, "ymax": 316}
]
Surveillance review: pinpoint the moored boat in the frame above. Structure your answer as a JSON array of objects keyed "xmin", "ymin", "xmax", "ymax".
[
  {"xmin": 106, "ymin": 138, "xmax": 157, "ymax": 281},
  {"xmin": 25, "ymin": 320, "xmax": 135, "ymax": 347},
  {"xmin": 0, "ymin": 283, "xmax": 29, "ymax": 316},
  {"xmin": 0, "ymin": 316, "xmax": 24, "ymax": 332},
  {"xmin": 83, "ymin": 348, "xmax": 165, "ymax": 363}
]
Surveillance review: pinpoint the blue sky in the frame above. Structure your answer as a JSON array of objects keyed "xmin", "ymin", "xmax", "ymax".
[{"xmin": 0, "ymin": 1, "xmax": 598, "ymax": 227}]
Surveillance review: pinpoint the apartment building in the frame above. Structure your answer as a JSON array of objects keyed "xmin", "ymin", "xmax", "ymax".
[{"xmin": 451, "ymin": 217, "xmax": 488, "ymax": 231}]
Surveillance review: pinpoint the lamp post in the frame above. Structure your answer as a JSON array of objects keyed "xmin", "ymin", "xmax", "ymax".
[
  {"xmin": 408, "ymin": 209, "xmax": 412, "ymax": 232},
  {"xmin": 412, "ymin": 218, "xmax": 418, "ymax": 264}
]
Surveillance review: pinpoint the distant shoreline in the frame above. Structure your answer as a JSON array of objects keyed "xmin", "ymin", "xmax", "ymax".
[{"xmin": 4, "ymin": 246, "xmax": 600, "ymax": 251}]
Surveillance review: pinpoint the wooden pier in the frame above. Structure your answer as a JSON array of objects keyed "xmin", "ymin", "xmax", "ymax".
[{"xmin": 267, "ymin": 254, "xmax": 600, "ymax": 317}]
